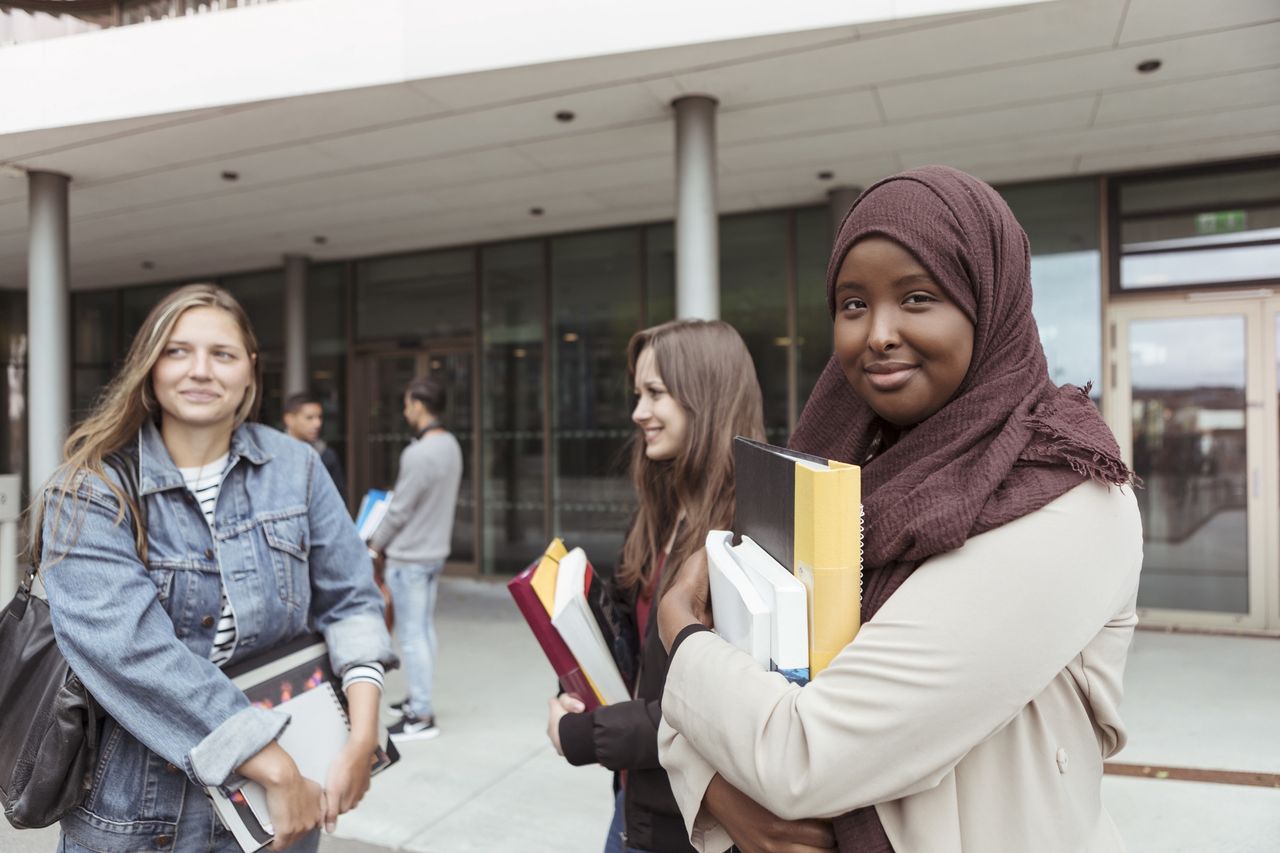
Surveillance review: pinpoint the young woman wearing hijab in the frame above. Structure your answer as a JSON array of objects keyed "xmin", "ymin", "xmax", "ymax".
[
  {"xmin": 655, "ymin": 166, "xmax": 1142, "ymax": 853},
  {"xmin": 544, "ymin": 319, "xmax": 769, "ymax": 852},
  {"xmin": 32, "ymin": 284, "xmax": 394, "ymax": 853}
]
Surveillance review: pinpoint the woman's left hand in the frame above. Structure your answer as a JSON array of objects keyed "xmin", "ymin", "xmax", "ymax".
[
  {"xmin": 546, "ymin": 694, "xmax": 586, "ymax": 756},
  {"xmin": 658, "ymin": 547, "xmax": 713, "ymax": 653},
  {"xmin": 322, "ymin": 738, "xmax": 375, "ymax": 832}
]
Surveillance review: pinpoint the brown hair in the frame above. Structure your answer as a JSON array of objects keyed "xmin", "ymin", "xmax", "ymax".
[
  {"xmin": 615, "ymin": 319, "xmax": 765, "ymax": 594},
  {"xmin": 30, "ymin": 283, "xmax": 261, "ymax": 564}
]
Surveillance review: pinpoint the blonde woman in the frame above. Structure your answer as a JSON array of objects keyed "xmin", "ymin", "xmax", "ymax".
[{"xmin": 32, "ymin": 284, "xmax": 394, "ymax": 853}]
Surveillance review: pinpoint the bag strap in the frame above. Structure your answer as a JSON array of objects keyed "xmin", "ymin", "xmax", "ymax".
[{"xmin": 23, "ymin": 441, "xmax": 147, "ymax": 596}]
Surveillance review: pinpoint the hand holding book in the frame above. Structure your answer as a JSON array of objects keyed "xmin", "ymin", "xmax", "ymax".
[{"xmin": 657, "ymin": 547, "xmax": 713, "ymax": 654}]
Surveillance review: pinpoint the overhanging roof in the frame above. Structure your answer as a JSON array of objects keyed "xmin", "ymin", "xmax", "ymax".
[{"xmin": 0, "ymin": 0, "xmax": 1276, "ymax": 290}]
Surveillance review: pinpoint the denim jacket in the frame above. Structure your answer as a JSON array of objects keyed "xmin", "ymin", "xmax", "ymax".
[{"xmin": 40, "ymin": 420, "xmax": 394, "ymax": 852}]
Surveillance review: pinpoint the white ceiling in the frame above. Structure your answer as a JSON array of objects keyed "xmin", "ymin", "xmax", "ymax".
[{"xmin": 0, "ymin": 0, "xmax": 1276, "ymax": 290}]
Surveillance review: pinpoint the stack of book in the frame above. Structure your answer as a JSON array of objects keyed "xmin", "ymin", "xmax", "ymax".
[
  {"xmin": 707, "ymin": 437, "xmax": 863, "ymax": 684},
  {"xmin": 507, "ymin": 539, "xmax": 636, "ymax": 710}
]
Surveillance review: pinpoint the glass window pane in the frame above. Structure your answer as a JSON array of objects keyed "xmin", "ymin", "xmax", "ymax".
[
  {"xmin": 0, "ymin": 289, "xmax": 27, "ymax": 478},
  {"xmin": 307, "ymin": 264, "xmax": 348, "ymax": 483},
  {"xmin": 796, "ymin": 206, "xmax": 834, "ymax": 410},
  {"xmin": 1000, "ymin": 179, "xmax": 1103, "ymax": 397},
  {"xmin": 1118, "ymin": 164, "xmax": 1280, "ymax": 291},
  {"xmin": 121, "ymin": 283, "xmax": 176, "ymax": 351},
  {"xmin": 221, "ymin": 270, "xmax": 285, "ymax": 424},
  {"xmin": 356, "ymin": 249, "xmax": 475, "ymax": 343},
  {"xmin": 1121, "ymin": 242, "xmax": 1280, "ymax": 290},
  {"xmin": 481, "ymin": 241, "xmax": 547, "ymax": 573},
  {"xmin": 550, "ymin": 230, "xmax": 641, "ymax": 571},
  {"xmin": 430, "ymin": 350, "xmax": 475, "ymax": 564},
  {"xmin": 1130, "ymin": 315, "xmax": 1249, "ymax": 614},
  {"xmin": 72, "ymin": 291, "xmax": 117, "ymax": 367},
  {"xmin": 645, "ymin": 224, "xmax": 675, "ymax": 326},
  {"xmin": 720, "ymin": 212, "xmax": 790, "ymax": 442}
]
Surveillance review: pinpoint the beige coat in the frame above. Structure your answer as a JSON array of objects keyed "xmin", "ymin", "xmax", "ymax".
[{"xmin": 659, "ymin": 481, "xmax": 1143, "ymax": 853}]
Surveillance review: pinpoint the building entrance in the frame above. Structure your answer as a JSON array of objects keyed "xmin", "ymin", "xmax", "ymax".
[
  {"xmin": 349, "ymin": 343, "xmax": 476, "ymax": 573},
  {"xmin": 1107, "ymin": 296, "xmax": 1280, "ymax": 630}
]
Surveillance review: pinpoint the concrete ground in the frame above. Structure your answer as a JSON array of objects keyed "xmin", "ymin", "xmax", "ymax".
[{"xmin": 5, "ymin": 578, "xmax": 1277, "ymax": 852}]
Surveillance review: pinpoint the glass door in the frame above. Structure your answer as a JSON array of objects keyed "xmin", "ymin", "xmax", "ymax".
[
  {"xmin": 350, "ymin": 345, "xmax": 477, "ymax": 572},
  {"xmin": 1108, "ymin": 298, "xmax": 1274, "ymax": 629}
]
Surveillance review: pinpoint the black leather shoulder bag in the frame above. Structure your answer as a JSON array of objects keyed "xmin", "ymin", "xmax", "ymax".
[{"xmin": 0, "ymin": 446, "xmax": 144, "ymax": 829}]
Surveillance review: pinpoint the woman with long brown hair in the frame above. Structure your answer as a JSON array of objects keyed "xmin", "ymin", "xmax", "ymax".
[
  {"xmin": 544, "ymin": 319, "xmax": 772, "ymax": 852},
  {"xmin": 32, "ymin": 283, "xmax": 394, "ymax": 853}
]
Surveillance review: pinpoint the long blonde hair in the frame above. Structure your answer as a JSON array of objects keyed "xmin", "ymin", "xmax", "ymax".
[
  {"xmin": 616, "ymin": 320, "xmax": 765, "ymax": 594},
  {"xmin": 30, "ymin": 283, "xmax": 261, "ymax": 564}
]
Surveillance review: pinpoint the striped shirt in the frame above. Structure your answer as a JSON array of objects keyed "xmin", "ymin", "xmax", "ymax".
[{"xmin": 177, "ymin": 454, "xmax": 384, "ymax": 693}]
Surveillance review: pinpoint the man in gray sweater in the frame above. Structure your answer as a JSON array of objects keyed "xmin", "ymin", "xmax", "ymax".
[{"xmin": 370, "ymin": 376, "xmax": 463, "ymax": 741}]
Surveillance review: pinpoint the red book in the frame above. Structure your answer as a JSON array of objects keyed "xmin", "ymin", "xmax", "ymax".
[{"xmin": 508, "ymin": 557, "xmax": 601, "ymax": 711}]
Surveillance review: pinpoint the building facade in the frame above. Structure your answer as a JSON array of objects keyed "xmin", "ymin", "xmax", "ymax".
[{"xmin": 1, "ymin": 0, "xmax": 1278, "ymax": 631}]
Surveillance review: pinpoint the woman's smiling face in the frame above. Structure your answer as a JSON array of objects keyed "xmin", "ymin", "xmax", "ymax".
[{"xmin": 833, "ymin": 236, "xmax": 975, "ymax": 427}]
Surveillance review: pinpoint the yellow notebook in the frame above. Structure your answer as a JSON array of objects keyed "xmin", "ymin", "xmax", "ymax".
[{"xmin": 793, "ymin": 460, "xmax": 861, "ymax": 675}]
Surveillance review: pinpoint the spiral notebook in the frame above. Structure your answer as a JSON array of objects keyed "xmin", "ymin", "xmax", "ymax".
[{"xmin": 207, "ymin": 635, "xmax": 398, "ymax": 852}]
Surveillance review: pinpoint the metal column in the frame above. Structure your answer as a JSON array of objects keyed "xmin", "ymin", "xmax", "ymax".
[
  {"xmin": 284, "ymin": 253, "xmax": 309, "ymax": 395},
  {"xmin": 673, "ymin": 96, "xmax": 719, "ymax": 321},
  {"xmin": 27, "ymin": 171, "xmax": 70, "ymax": 493}
]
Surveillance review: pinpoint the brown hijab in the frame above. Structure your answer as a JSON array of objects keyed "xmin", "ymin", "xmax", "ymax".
[{"xmin": 788, "ymin": 166, "xmax": 1132, "ymax": 852}]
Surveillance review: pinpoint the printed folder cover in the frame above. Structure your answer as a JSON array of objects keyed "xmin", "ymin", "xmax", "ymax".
[{"xmin": 207, "ymin": 634, "xmax": 398, "ymax": 852}]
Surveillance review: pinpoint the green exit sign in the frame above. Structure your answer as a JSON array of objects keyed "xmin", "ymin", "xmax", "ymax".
[{"xmin": 1195, "ymin": 210, "xmax": 1247, "ymax": 234}]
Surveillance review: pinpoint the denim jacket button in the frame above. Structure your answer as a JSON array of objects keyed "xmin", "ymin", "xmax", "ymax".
[
  {"xmin": 164, "ymin": 762, "xmax": 179, "ymax": 773},
  {"xmin": 153, "ymin": 835, "xmax": 173, "ymax": 849},
  {"xmin": 201, "ymin": 615, "xmax": 215, "ymax": 628},
  {"xmin": 204, "ymin": 548, "xmax": 214, "ymax": 559}
]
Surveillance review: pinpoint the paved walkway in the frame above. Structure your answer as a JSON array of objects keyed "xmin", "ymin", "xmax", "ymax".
[{"xmin": 5, "ymin": 579, "xmax": 1277, "ymax": 852}]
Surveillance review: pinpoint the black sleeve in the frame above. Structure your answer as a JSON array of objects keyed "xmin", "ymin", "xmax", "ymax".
[{"xmin": 559, "ymin": 697, "xmax": 664, "ymax": 770}]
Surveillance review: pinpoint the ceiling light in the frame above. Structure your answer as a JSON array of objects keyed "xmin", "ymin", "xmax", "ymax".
[
  {"xmin": 529, "ymin": 207, "xmax": 545, "ymax": 216},
  {"xmin": 817, "ymin": 170, "xmax": 835, "ymax": 181},
  {"xmin": 563, "ymin": 332, "xmax": 580, "ymax": 343},
  {"xmin": 1136, "ymin": 59, "xmax": 1162, "ymax": 74},
  {"xmin": 0, "ymin": 163, "xmax": 26, "ymax": 180},
  {"xmin": 220, "ymin": 170, "xmax": 239, "ymax": 182},
  {"xmin": 555, "ymin": 110, "xmax": 576, "ymax": 123},
  {"xmin": 513, "ymin": 348, "xmax": 528, "ymax": 359}
]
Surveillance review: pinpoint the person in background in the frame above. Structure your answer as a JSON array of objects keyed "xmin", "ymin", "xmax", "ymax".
[
  {"xmin": 545, "ymin": 320, "xmax": 820, "ymax": 853},
  {"xmin": 282, "ymin": 392, "xmax": 347, "ymax": 503},
  {"xmin": 656, "ymin": 166, "xmax": 1141, "ymax": 853},
  {"xmin": 32, "ymin": 283, "xmax": 393, "ymax": 853},
  {"xmin": 368, "ymin": 376, "xmax": 463, "ymax": 743}
]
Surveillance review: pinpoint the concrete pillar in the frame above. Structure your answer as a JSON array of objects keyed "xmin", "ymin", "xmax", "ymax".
[
  {"xmin": 828, "ymin": 185, "xmax": 862, "ymax": 237},
  {"xmin": 673, "ymin": 95, "xmax": 719, "ymax": 321},
  {"xmin": 28, "ymin": 171, "xmax": 70, "ymax": 493},
  {"xmin": 283, "ymin": 253, "xmax": 308, "ymax": 396}
]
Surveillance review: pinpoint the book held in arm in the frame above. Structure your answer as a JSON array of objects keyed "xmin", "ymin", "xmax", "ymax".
[
  {"xmin": 508, "ymin": 539, "xmax": 637, "ymax": 708},
  {"xmin": 354, "ymin": 489, "xmax": 393, "ymax": 542},
  {"xmin": 507, "ymin": 539, "xmax": 603, "ymax": 710},
  {"xmin": 706, "ymin": 530, "xmax": 810, "ymax": 684},
  {"xmin": 205, "ymin": 635, "xmax": 399, "ymax": 853},
  {"xmin": 550, "ymin": 548, "xmax": 631, "ymax": 705},
  {"xmin": 732, "ymin": 436, "xmax": 862, "ymax": 678}
]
